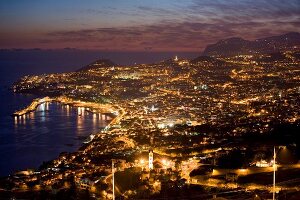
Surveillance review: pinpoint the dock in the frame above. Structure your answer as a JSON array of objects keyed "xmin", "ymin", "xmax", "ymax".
[{"xmin": 12, "ymin": 97, "xmax": 52, "ymax": 116}]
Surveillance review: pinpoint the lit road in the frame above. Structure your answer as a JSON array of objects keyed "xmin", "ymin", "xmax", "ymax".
[{"xmin": 190, "ymin": 164, "xmax": 300, "ymax": 192}]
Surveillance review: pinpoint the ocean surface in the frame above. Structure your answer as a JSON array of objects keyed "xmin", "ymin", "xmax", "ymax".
[{"xmin": 0, "ymin": 49, "xmax": 199, "ymax": 177}]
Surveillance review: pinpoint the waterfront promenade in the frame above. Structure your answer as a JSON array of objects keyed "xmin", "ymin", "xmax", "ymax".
[{"xmin": 13, "ymin": 96, "xmax": 119, "ymax": 117}]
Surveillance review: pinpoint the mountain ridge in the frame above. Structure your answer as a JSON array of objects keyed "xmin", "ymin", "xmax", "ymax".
[
  {"xmin": 76, "ymin": 59, "xmax": 116, "ymax": 72},
  {"xmin": 202, "ymin": 32, "xmax": 300, "ymax": 56}
]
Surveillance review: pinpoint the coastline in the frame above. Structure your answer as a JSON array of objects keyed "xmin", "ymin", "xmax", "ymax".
[
  {"xmin": 13, "ymin": 96, "xmax": 117, "ymax": 116},
  {"xmin": 10, "ymin": 95, "xmax": 125, "ymax": 174},
  {"xmin": 13, "ymin": 95, "xmax": 125, "ymax": 134}
]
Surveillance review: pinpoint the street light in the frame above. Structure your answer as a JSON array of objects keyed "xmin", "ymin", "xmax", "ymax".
[
  {"xmin": 273, "ymin": 146, "xmax": 286, "ymax": 200},
  {"xmin": 273, "ymin": 147, "xmax": 276, "ymax": 200},
  {"xmin": 112, "ymin": 159, "xmax": 115, "ymax": 200}
]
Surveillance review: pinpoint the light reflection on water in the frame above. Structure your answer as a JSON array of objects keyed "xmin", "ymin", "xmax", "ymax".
[{"xmin": 1, "ymin": 102, "xmax": 110, "ymax": 177}]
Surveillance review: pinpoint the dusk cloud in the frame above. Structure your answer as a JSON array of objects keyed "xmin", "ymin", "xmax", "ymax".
[
  {"xmin": 0, "ymin": 0, "xmax": 299, "ymax": 51},
  {"xmin": 45, "ymin": 19, "xmax": 299, "ymax": 51}
]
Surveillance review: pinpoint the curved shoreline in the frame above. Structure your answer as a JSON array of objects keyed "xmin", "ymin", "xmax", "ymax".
[
  {"xmin": 13, "ymin": 95, "xmax": 125, "ymax": 137},
  {"xmin": 13, "ymin": 96, "xmax": 116, "ymax": 116},
  {"xmin": 8, "ymin": 95, "xmax": 125, "ymax": 175}
]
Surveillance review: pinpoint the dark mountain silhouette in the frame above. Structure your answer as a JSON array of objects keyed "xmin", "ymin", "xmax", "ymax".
[
  {"xmin": 203, "ymin": 32, "xmax": 300, "ymax": 56},
  {"xmin": 77, "ymin": 59, "xmax": 116, "ymax": 72}
]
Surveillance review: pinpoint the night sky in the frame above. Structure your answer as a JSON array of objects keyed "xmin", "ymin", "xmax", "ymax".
[{"xmin": 0, "ymin": 0, "xmax": 299, "ymax": 51}]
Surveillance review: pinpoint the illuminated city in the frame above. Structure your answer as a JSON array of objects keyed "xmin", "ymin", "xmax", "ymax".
[{"xmin": 0, "ymin": 0, "xmax": 300, "ymax": 200}]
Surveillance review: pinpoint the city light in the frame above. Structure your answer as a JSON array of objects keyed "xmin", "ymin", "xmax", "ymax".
[
  {"xmin": 140, "ymin": 159, "xmax": 145, "ymax": 165},
  {"xmin": 2, "ymin": 8, "xmax": 299, "ymax": 198}
]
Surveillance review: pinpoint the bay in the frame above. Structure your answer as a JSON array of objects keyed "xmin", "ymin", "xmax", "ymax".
[{"xmin": 0, "ymin": 49, "xmax": 198, "ymax": 177}]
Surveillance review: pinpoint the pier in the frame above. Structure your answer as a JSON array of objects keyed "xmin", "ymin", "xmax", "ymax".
[{"xmin": 12, "ymin": 97, "xmax": 52, "ymax": 117}]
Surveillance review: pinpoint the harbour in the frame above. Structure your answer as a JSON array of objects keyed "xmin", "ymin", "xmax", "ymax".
[{"xmin": 0, "ymin": 92, "xmax": 111, "ymax": 177}]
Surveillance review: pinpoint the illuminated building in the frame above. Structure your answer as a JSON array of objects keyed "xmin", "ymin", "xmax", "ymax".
[{"xmin": 149, "ymin": 150, "xmax": 153, "ymax": 170}]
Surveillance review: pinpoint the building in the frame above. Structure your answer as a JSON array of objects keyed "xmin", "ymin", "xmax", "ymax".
[{"xmin": 149, "ymin": 150, "xmax": 153, "ymax": 170}]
